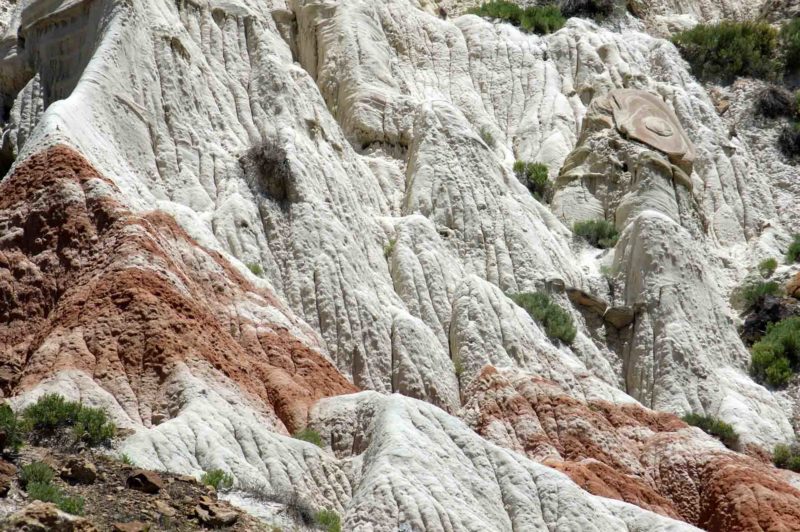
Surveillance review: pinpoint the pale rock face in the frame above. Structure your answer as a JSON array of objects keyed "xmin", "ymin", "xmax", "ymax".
[{"xmin": 0, "ymin": 0, "xmax": 799, "ymax": 528}]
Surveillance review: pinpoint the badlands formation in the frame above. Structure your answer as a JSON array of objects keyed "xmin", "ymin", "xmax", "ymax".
[{"xmin": 1, "ymin": 0, "xmax": 800, "ymax": 529}]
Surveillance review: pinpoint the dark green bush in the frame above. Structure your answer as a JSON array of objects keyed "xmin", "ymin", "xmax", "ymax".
[
  {"xmin": 780, "ymin": 18, "xmax": 800, "ymax": 74},
  {"xmin": 469, "ymin": 2, "xmax": 566, "ymax": 35},
  {"xmin": 758, "ymin": 258, "xmax": 778, "ymax": 278},
  {"xmin": 672, "ymin": 21, "xmax": 780, "ymax": 83},
  {"xmin": 779, "ymin": 124, "xmax": 800, "ymax": 160},
  {"xmin": 682, "ymin": 413, "xmax": 740, "ymax": 450},
  {"xmin": 22, "ymin": 394, "xmax": 115, "ymax": 447},
  {"xmin": 314, "ymin": 509, "xmax": 342, "ymax": 532},
  {"xmin": 787, "ymin": 234, "xmax": 800, "ymax": 263},
  {"xmin": 573, "ymin": 220, "xmax": 619, "ymax": 249},
  {"xmin": 20, "ymin": 461, "xmax": 54, "ymax": 488},
  {"xmin": 514, "ymin": 161, "xmax": 551, "ymax": 202},
  {"xmin": 750, "ymin": 317, "xmax": 800, "ymax": 388},
  {"xmin": 293, "ymin": 427, "xmax": 323, "ymax": 447},
  {"xmin": 510, "ymin": 292, "xmax": 577, "ymax": 344},
  {"xmin": 201, "ymin": 469, "xmax": 234, "ymax": 491},
  {"xmin": 0, "ymin": 403, "xmax": 23, "ymax": 454}
]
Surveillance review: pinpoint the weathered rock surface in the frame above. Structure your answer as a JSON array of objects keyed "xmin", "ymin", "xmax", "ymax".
[{"xmin": 0, "ymin": 0, "xmax": 798, "ymax": 529}]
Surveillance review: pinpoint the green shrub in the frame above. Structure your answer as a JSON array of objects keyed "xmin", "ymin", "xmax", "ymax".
[
  {"xmin": 0, "ymin": 403, "xmax": 23, "ymax": 454},
  {"xmin": 681, "ymin": 413, "xmax": 740, "ymax": 450},
  {"xmin": 22, "ymin": 394, "xmax": 115, "ymax": 447},
  {"xmin": 21, "ymin": 394, "xmax": 80, "ymax": 433},
  {"xmin": 73, "ymin": 406, "xmax": 115, "ymax": 447},
  {"xmin": 758, "ymin": 258, "xmax": 778, "ymax": 278},
  {"xmin": 120, "ymin": 453, "xmax": 134, "ymax": 466},
  {"xmin": 772, "ymin": 443, "xmax": 800, "ymax": 472},
  {"xmin": 20, "ymin": 461, "xmax": 54, "ymax": 488},
  {"xmin": 739, "ymin": 280, "xmax": 781, "ymax": 310},
  {"xmin": 314, "ymin": 509, "xmax": 342, "ymax": 532},
  {"xmin": 57, "ymin": 494, "xmax": 85, "ymax": 516},
  {"xmin": 573, "ymin": 220, "xmax": 619, "ymax": 249},
  {"xmin": 781, "ymin": 18, "xmax": 800, "ymax": 73},
  {"xmin": 788, "ymin": 235, "xmax": 800, "ymax": 264},
  {"xmin": 513, "ymin": 161, "xmax": 551, "ymax": 202},
  {"xmin": 751, "ymin": 317, "xmax": 800, "ymax": 388},
  {"xmin": 383, "ymin": 239, "xmax": 396, "ymax": 260},
  {"xmin": 453, "ymin": 355, "xmax": 465, "ymax": 378},
  {"xmin": 469, "ymin": 2, "xmax": 565, "ymax": 35},
  {"xmin": 201, "ymin": 469, "xmax": 234, "ymax": 491},
  {"xmin": 247, "ymin": 262, "xmax": 264, "ymax": 277},
  {"xmin": 510, "ymin": 292, "xmax": 577, "ymax": 344},
  {"xmin": 293, "ymin": 427, "xmax": 323, "ymax": 447},
  {"xmin": 672, "ymin": 21, "xmax": 780, "ymax": 83},
  {"xmin": 26, "ymin": 481, "xmax": 84, "ymax": 515},
  {"xmin": 479, "ymin": 127, "xmax": 495, "ymax": 147}
]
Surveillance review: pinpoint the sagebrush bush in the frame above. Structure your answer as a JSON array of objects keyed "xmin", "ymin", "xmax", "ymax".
[
  {"xmin": 314, "ymin": 509, "xmax": 342, "ymax": 532},
  {"xmin": 510, "ymin": 292, "xmax": 577, "ymax": 344},
  {"xmin": 781, "ymin": 18, "xmax": 800, "ymax": 74},
  {"xmin": 0, "ymin": 403, "xmax": 23, "ymax": 454},
  {"xmin": 779, "ymin": 124, "xmax": 800, "ymax": 160},
  {"xmin": 201, "ymin": 469, "xmax": 234, "ymax": 491},
  {"xmin": 573, "ymin": 220, "xmax": 619, "ymax": 249},
  {"xmin": 672, "ymin": 21, "xmax": 780, "ymax": 83},
  {"xmin": 293, "ymin": 427, "xmax": 323, "ymax": 447},
  {"xmin": 20, "ymin": 461, "xmax": 54, "ymax": 488},
  {"xmin": 682, "ymin": 413, "xmax": 740, "ymax": 450},
  {"xmin": 756, "ymin": 86, "xmax": 796, "ymax": 118},
  {"xmin": 22, "ymin": 394, "xmax": 115, "ymax": 447},
  {"xmin": 787, "ymin": 234, "xmax": 800, "ymax": 263},
  {"xmin": 750, "ymin": 317, "xmax": 800, "ymax": 388},
  {"xmin": 758, "ymin": 258, "xmax": 778, "ymax": 278},
  {"xmin": 513, "ymin": 160, "xmax": 551, "ymax": 202},
  {"xmin": 469, "ymin": 2, "xmax": 565, "ymax": 35},
  {"xmin": 773, "ymin": 443, "xmax": 800, "ymax": 472}
]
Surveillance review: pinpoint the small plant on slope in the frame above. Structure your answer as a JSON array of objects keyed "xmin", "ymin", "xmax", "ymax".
[
  {"xmin": 314, "ymin": 508, "xmax": 342, "ymax": 532},
  {"xmin": 247, "ymin": 262, "xmax": 264, "ymax": 277},
  {"xmin": 26, "ymin": 481, "xmax": 84, "ymax": 515},
  {"xmin": 20, "ymin": 461, "xmax": 54, "ymax": 488},
  {"xmin": 479, "ymin": 127, "xmax": 496, "ymax": 147},
  {"xmin": 293, "ymin": 427, "xmax": 323, "ymax": 447},
  {"xmin": 756, "ymin": 86, "xmax": 797, "ymax": 119},
  {"xmin": 780, "ymin": 17, "xmax": 800, "ymax": 74},
  {"xmin": 739, "ymin": 280, "xmax": 781, "ymax": 310},
  {"xmin": 751, "ymin": 316, "xmax": 800, "ymax": 388},
  {"xmin": 758, "ymin": 258, "xmax": 778, "ymax": 278},
  {"xmin": 201, "ymin": 469, "xmax": 234, "ymax": 491},
  {"xmin": 73, "ymin": 405, "xmax": 116, "ymax": 447},
  {"xmin": 773, "ymin": 443, "xmax": 800, "ymax": 472},
  {"xmin": 469, "ymin": 2, "xmax": 566, "ymax": 35},
  {"xmin": 573, "ymin": 220, "xmax": 619, "ymax": 249},
  {"xmin": 681, "ymin": 413, "xmax": 740, "ymax": 450},
  {"xmin": 513, "ymin": 160, "xmax": 551, "ymax": 202},
  {"xmin": 779, "ymin": 123, "xmax": 800, "ymax": 160},
  {"xmin": 509, "ymin": 292, "xmax": 577, "ymax": 344},
  {"xmin": 21, "ymin": 394, "xmax": 116, "ymax": 447},
  {"xmin": 788, "ymin": 235, "xmax": 800, "ymax": 264}
]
